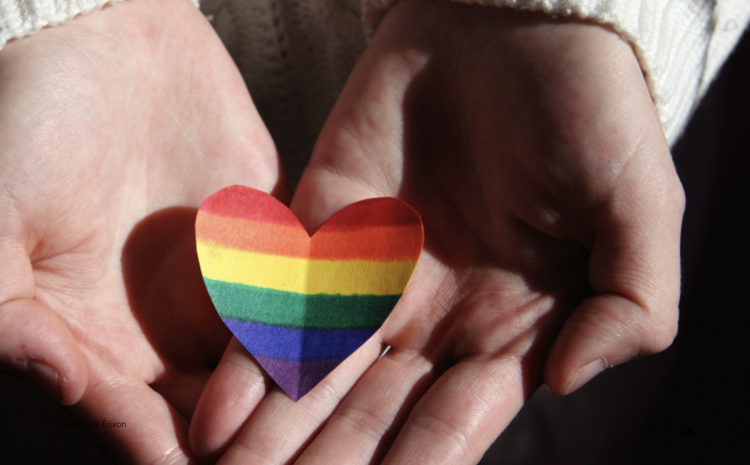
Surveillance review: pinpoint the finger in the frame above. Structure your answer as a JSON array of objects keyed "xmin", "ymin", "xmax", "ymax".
[
  {"xmin": 217, "ymin": 337, "xmax": 383, "ymax": 465},
  {"xmin": 545, "ymin": 138, "xmax": 685, "ymax": 395},
  {"xmin": 0, "ymin": 237, "xmax": 87, "ymax": 405},
  {"xmin": 289, "ymin": 8, "xmax": 425, "ymax": 234},
  {"xmin": 381, "ymin": 355, "xmax": 526, "ymax": 465},
  {"xmin": 189, "ymin": 337, "xmax": 269, "ymax": 462},
  {"xmin": 294, "ymin": 347, "xmax": 435, "ymax": 465},
  {"xmin": 74, "ymin": 378, "xmax": 195, "ymax": 464},
  {"xmin": 0, "ymin": 297, "xmax": 87, "ymax": 406}
]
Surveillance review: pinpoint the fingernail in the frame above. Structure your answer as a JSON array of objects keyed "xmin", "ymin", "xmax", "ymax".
[
  {"xmin": 565, "ymin": 358, "xmax": 607, "ymax": 395},
  {"xmin": 25, "ymin": 361, "xmax": 63, "ymax": 403}
]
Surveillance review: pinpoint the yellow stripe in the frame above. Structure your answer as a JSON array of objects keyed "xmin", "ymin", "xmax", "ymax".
[{"xmin": 196, "ymin": 240, "xmax": 417, "ymax": 296}]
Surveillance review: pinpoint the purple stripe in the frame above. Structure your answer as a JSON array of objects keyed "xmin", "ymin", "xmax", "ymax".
[
  {"xmin": 253, "ymin": 356, "xmax": 344, "ymax": 401},
  {"xmin": 222, "ymin": 318, "xmax": 376, "ymax": 361}
]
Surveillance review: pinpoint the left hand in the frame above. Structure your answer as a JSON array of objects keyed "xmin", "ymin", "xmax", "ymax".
[
  {"xmin": 190, "ymin": 1, "xmax": 684, "ymax": 463},
  {"xmin": 0, "ymin": 0, "xmax": 284, "ymax": 461}
]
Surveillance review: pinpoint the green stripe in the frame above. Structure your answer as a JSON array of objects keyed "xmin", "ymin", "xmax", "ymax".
[{"xmin": 204, "ymin": 278, "xmax": 401, "ymax": 330}]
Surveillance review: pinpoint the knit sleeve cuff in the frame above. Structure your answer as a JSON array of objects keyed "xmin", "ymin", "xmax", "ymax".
[
  {"xmin": 363, "ymin": 0, "xmax": 750, "ymax": 146},
  {"xmin": 1, "ymin": 0, "xmax": 201, "ymax": 51}
]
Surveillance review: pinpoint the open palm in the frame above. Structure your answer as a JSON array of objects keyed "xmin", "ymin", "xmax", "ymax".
[
  {"xmin": 191, "ymin": 1, "xmax": 684, "ymax": 464},
  {"xmin": 0, "ymin": 0, "xmax": 282, "ymax": 462}
]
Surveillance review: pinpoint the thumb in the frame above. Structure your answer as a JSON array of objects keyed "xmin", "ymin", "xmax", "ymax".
[
  {"xmin": 290, "ymin": 68, "xmax": 415, "ymax": 232},
  {"xmin": 290, "ymin": 3, "xmax": 430, "ymax": 231},
  {"xmin": 544, "ymin": 140, "xmax": 685, "ymax": 396},
  {"xmin": 289, "ymin": 98, "xmax": 395, "ymax": 231},
  {"xmin": 0, "ymin": 298, "xmax": 88, "ymax": 405},
  {"xmin": 291, "ymin": 161, "xmax": 384, "ymax": 233},
  {"xmin": 0, "ymin": 244, "xmax": 87, "ymax": 405}
]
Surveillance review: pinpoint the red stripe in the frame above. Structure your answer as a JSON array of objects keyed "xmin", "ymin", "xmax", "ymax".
[
  {"xmin": 199, "ymin": 186, "xmax": 303, "ymax": 228},
  {"xmin": 198, "ymin": 187, "xmax": 423, "ymax": 260}
]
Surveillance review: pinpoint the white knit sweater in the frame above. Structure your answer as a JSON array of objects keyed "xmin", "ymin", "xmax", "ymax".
[{"xmin": 1, "ymin": 0, "xmax": 748, "ymax": 178}]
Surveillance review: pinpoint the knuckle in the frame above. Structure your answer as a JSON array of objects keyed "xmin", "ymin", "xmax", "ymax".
[
  {"xmin": 228, "ymin": 440, "xmax": 277, "ymax": 465},
  {"xmin": 330, "ymin": 403, "xmax": 390, "ymax": 443},
  {"xmin": 410, "ymin": 412, "xmax": 477, "ymax": 460},
  {"xmin": 641, "ymin": 308, "xmax": 679, "ymax": 354}
]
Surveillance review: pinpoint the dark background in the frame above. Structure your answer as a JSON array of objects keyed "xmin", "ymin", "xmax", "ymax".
[{"xmin": 2, "ymin": 25, "xmax": 748, "ymax": 465}]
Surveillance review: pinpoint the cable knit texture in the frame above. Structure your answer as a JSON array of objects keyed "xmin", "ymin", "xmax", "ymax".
[
  {"xmin": 0, "ymin": 0, "xmax": 200, "ymax": 47},
  {"xmin": 2, "ymin": 0, "xmax": 748, "ymax": 171},
  {"xmin": 200, "ymin": 0, "xmax": 366, "ymax": 184},
  {"xmin": 0, "ymin": 0, "xmax": 119, "ymax": 46}
]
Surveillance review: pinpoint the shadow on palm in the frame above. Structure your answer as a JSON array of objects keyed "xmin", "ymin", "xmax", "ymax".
[
  {"xmin": 121, "ymin": 207, "xmax": 231, "ymax": 421},
  {"xmin": 392, "ymin": 55, "xmax": 592, "ymax": 400}
]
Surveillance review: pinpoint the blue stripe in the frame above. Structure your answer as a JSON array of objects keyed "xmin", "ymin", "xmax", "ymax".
[{"xmin": 223, "ymin": 319, "xmax": 377, "ymax": 361}]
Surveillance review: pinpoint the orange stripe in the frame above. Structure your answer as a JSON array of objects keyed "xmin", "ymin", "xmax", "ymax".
[
  {"xmin": 196, "ymin": 211, "xmax": 422, "ymax": 261},
  {"xmin": 310, "ymin": 227, "xmax": 422, "ymax": 261},
  {"xmin": 196, "ymin": 211, "xmax": 310, "ymax": 257}
]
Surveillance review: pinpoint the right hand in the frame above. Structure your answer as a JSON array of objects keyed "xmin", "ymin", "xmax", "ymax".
[
  {"xmin": 0, "ymin": 0, "xmax": 283, "ymax": 461},
  {"xmin": 188, "ymin": 2, "xmax": 684, "ymax": 463}
]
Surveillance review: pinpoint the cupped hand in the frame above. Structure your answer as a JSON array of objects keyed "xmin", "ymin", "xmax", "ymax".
[
  {"xmin": 190, "ymin": 1, "xmax": 684, "ymax": 464},
  {"xmin": 0, "ymin": 0, "xmax": 283, "ymax": 462}
]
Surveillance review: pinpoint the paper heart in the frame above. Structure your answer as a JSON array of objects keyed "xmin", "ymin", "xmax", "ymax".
[{"xmin": 195, "ymin": 186, "xmax": 423, "ymax": 400}]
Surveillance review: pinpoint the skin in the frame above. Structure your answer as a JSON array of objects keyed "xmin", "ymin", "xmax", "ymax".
[
  {"xmin": 0, "ymin": 0, "xmax": 283, "ymax": 462},
  {"xmin": 190, "ymin": 1, "xmax": 684, "ymax": 464},
  {"xmin": 0, "ymin": 0, "xmax": 684, "ymax": 463}
]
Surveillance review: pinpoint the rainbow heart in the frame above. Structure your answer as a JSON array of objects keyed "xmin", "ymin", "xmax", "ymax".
[{"xmin": 195, "ymin": 186, "xmax": 423, "ymax": 400}]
